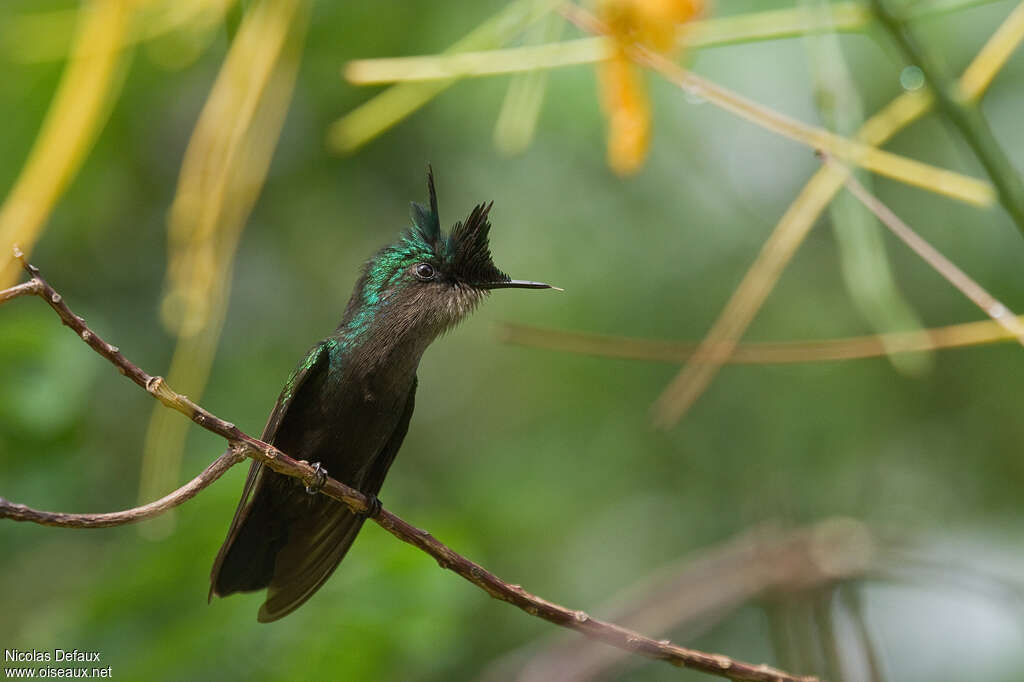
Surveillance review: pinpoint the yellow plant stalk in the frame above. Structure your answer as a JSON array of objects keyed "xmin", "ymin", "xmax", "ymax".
[
  {"xmin": 836, "ymin": 163, "xmax": 1024, "ymax": 344},
  {"xmin": 0, "ymin": 0, "xmax": 234, "ymax": 63},
  {"xmin": 346, "ymin": 2, "xmax": 998, "ymax": 198},
  {"xmin": 342, "ymin": 2, "xmax": 1005, "ymax": 84},
  {"xmin": 493, "ymin": 13, "xmax": 564, "ymax": 156},
  {"xmin": 137, "ymin": 0, "xmax": 309, "ymax": 527},
  {"xmin": 803, "ymin": 0, "xmax": 928, "ymax": 376},
  {"xmin": 329, "ymin": 0, "xmax": 565, "ymax": 154},
  {"xmin": 0, "ymin": 0, "xmax": 135, "ymax": 288},
  {"xmin": 653, "ymin": 1, "xmax": 1024, "ymax": 427},
  {"xmin": 634, "ymin": 46, "xmax": 993, "ymax": 206},
  {"xmin": 574, "ymin": 2, "xmax": 993, "ymax": 201},
  {"xmin": 344, "ymin": 4, "xmax": 871, "ymax": 84},
  {"xmin": 500, "ymin": 317, "xmax": 1023, "ymax": 364}
]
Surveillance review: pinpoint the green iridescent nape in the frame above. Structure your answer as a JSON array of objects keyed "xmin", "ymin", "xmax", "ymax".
[
  {"xmin": 338, "ymin": 229, "xmax": 437, "ymax": 346},
  {"xmin": 336, "ymin": 166, "xmax": 505, "ymax": 349}
]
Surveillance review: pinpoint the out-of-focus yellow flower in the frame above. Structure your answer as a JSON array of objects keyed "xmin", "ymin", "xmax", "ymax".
[
  {"xmin": 599, "ymin": 52, "xmax": 651, "ymax": 175},
  {"xmin": 602, "ymin": 0, "xmax": 703, "ymax": 51},
  {"xmin": 598, "ymin": 0, "xmax": 704, "ymax": 174}
]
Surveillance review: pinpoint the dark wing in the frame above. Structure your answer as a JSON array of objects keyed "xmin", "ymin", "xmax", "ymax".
[
  {"xmin": 257, "ymin": 376, "xmax": 418, "ymax": 622},
  {"xmin": 209, "ymin": 340, "xmax": 331, "ymax": 599}
]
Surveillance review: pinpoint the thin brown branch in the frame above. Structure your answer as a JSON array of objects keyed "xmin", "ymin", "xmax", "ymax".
[
  {"xmin": 0, "ymin": 260, "xmax": 818, "ymax": 682},
  {"xmin": 482, "ymin": 519, "xmax": 874, "ymax": 682},
  {"xmin": 0, "ymin": 447, "xmax": 243, "ymax": 528},
  {"xmin": 0, "ymin": 278, "xmax": 41, "ymax": 304}
]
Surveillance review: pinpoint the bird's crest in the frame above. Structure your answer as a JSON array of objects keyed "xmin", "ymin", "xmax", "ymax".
[
  {"xmin": 407, "ymin": 166, "xmax": 507, "ymax": 284},
  {"xmin": 446, "ymin": 200, "xmax": 505, "ymax": 284},
  {"xmin": 410, "ymin": 166, "xmax": 441, "ymax": 249}
]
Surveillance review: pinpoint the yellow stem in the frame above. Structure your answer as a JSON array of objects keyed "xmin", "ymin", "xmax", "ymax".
[
  {"xmin": 501, "ymin": 317, "xmax": 1022, "ymax": 365},
  {"xmin": 0, "ymin": 0, "xmax": 135, "ymax": 288},
  {"xmin": 652, "ymin": 1, "xmax": 1024, "ymax": 427}
]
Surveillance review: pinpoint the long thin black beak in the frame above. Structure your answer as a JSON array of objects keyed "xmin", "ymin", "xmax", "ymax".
[{"xmin": 481, "ymin": 279, "xmax": 562, "ymax": 291}]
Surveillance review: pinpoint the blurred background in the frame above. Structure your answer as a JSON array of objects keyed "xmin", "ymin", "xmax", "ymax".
[{"xmin": 3, "ymin": 0, "xmax": 1024, "ymax": 680}]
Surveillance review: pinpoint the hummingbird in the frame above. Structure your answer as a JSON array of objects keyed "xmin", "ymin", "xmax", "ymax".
[{"xmin": 209, "ymin": 168, "xmax": 555, "ymax": 622}]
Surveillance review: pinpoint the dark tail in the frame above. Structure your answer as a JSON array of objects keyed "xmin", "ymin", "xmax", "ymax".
[
  {"xmin": 210, "ymin": 483, "xmax": 290, "ymax": 597},
  {"xmin": 210, "ymin": 465, "xmax": 368, "ymax": 622}
]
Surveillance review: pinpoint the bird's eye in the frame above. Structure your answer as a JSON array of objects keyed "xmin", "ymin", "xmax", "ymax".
[{"xmin": 414, "ymin": 263, "xmax": 436, "ymax": 281}]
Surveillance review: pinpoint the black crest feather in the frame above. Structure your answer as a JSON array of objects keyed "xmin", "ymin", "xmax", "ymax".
[
  {"xmin": 410, "ymin": 166, "xmax": 441, "ymax": 247},
  {"xmin": 447, "ymin": 201, "xmax": 508, "ymax": 285},
  {"xmin": 407, "ymin": 166, "xmax": 507, "ymax": 285}
]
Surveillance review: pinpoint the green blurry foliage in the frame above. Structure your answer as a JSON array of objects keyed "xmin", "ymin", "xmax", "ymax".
[{"xmin": 2, "ymin": 1, "xmax": 1024, "ymax": 681}]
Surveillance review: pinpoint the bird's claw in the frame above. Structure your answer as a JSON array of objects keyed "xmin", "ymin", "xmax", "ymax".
[
  {"xmin": 358, "ymin": 494, "xmax": 382, "ymax": 519},
  {"xmin": 305, "ymin": 462, "xmax": 328, "ymax": 495}
]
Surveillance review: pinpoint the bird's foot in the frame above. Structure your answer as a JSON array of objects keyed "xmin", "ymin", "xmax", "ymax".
[
  {"xmin": 305, "ymin": 462, "xmax": 328, "ymax": 495},
  {"xmin": 357, "ymin": 494, "xmax": 382, "ymax": 519}
]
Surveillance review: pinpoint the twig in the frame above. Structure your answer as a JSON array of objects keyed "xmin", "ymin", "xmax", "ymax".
[
  {"xmin": 812, "ymin": 589, "xmax": 842, "ymax": 682},
  {"xmin": 644, "ymin": 1, "xmax": 1024, "ymax": 427},
  {"xmin": 328, "ymin": 0, "xmax": 564, "ymax": 153},
  {"xmin": 559, "ymin": 4, "xmax": 994, "ymax": 207},
  {"xmin": 0, "ymin": 278, "xmax": 41, "ymax": 303},
  {"xmin": 480, "ymin": 519, "xmax": 874, "ymax": 682},
  {"xmin": 838, "ymin": 586, "xmax": 888, "ymax": 682},
  {"xmin": 0, "ymin": 448, "xmax": 243, "ymax": 528},
  {"xmin": 344, "ymin": 1, "xmax": 1008, "ymax": 84},
  {"xmin": 870, "ymin": 0, "xmax": 1024, "ymax": 237},
  {"xmin": 0, "ymin": 260, "xmax": 818, "ymax": 682},
  {"xmin": 829, "ymin": 157, "xmax": 1024, "ymax": 344},
  {"xmin": 634, "ymin": 45, "xmax": 991, "ymax": 207},
  {"xmin": 803, "ymin": 0, "xmax": 928, "ymax": 376},
  {"xmin": 499, "ymin": 314, "xmax": 1018, "ymax": 364}
]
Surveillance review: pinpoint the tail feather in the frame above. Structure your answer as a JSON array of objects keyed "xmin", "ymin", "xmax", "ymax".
[
  {"xmin": 210, "ymin": 469, "xmax": 368, "ymax": 621},
  {"xmin": 209, "ymin": 472, "xmax": 296, "ymax": 599},
  {"xmin": 210, "ymin": 492, "xmax": 287, "ymax": 597},
  {"xmin": 257, "ymin": 502, "xmax": 366, "ymax": 622}
]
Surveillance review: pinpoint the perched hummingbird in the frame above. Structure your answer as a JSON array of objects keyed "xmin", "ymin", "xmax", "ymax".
[{"xmin": 210, "ymin": 168, "xmax": 554, "ymax": 621}]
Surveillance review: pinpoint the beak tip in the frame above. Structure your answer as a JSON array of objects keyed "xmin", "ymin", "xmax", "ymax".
[{"xmin": 485, "ymin": 279, "xmax": 560, "ymax": 291}]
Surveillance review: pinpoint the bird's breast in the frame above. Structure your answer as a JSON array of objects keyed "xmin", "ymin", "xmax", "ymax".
[{"xmin": 272, "ymin": 368, "xmax": 414, "ymax": 488}]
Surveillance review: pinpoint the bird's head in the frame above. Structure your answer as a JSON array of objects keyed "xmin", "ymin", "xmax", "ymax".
[{"xmin": 339, "ymin": 168, "xmax": 555, "ymax": 347}]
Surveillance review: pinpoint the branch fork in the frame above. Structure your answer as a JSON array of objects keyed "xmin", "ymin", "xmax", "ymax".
[{"xmin": 0, "ymin": 256, "xmax": 818, "ymax": 682}]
